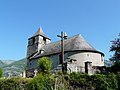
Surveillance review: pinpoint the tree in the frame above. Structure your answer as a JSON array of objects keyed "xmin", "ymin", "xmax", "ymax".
[
  {"xmin": 110, "ymin": 62, "xmax": 120, "ymax": 73},
  {"xmin": 38, "ymin": 57, "xmax": 52, "ymax": 74},
  {"xmin": 110, "ymin": 33, "xmax": 120, "ymax": 63},
  {"xmin": 0, "ymin": 68, "xmax": 3, "ymax": 78},
  {"xmin": 109, "ymin": 34, "xmax": 120, "ymax": 73}
]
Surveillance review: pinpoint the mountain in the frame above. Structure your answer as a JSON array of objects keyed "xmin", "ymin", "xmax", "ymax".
[
  {"xmin": 0, "ymin": 60, "xmax": 7, "ymax": 68},
  {"xmin": 0, "ymin": 58, "xmax": 27, "ymax": 77},
  {"xmin": 0, "ymin": 60, "xmax": 15, "ymax": 68},
  {"xmin": 1, "ymin": 60, "xmax": 15, "ymax": 65}
]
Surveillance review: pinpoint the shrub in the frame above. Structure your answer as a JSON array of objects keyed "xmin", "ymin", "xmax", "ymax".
[
  {"xmin": 38, "ymin": 57, "xmax": 52, "ymax": 74},
  {"xmin": 106, "ymin": 73, "xmax": 118, "ymax": 90},
  {"xmin": 25, "ymin": 73, "xmax": 54, "ymax": 90},
  {"xmin": 69, "ymin": 72, "xmax": 90, "ymax": 89},
  {"xmin": 0, "ymin": 77, "xmax": 24, "ymax": 90},
  {"xmin": 91, "ymin": 74, "xmax": 109, "ymax": 90}
]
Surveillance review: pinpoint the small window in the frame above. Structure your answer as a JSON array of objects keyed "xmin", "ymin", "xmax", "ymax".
[
  {"xmin": 43, "ymin": 37, "xmax": 46, "ymax": 44},
  {"xmin": 29, "ymin": 63, "xmax": 32, "ymax": 66},
  {"xmin": 35, "ymin": 37, "xmax": 38, "ymax": 43},
  {"xmin": 43, "ymin": 37, "xmax": 46, "ymax": 41},
  {"xmin": 87, "ymin": 54, "xmax": 90, "ymax": 57},
  {"xmin": 32, "ymin": 37, "xmax": 35, "ymax": 44}
]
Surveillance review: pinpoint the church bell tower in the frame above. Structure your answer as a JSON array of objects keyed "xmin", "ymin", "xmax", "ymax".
[{"xmin": 27, "ymin": 27, "xmax": 51, "ymax": 59}]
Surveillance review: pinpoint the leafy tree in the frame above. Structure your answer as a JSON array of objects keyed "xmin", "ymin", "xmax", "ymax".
[
  {"xmin": 0, "ymin": 68, "xmax": 3, "ymax": 78},
  {"xmin": 38, "ymin": 57, "xmax": 52, "ymax": 74},
  {"xmin": 110, "ymin": 62, "xmax": 120, "ymax": 73},
  {"xmin": 109, "ymin": 34, "xmax": 120, "ymax": 73},
  {"xmin": 110, "ymin": 34, "xmax": 120, "ymax": 63}
]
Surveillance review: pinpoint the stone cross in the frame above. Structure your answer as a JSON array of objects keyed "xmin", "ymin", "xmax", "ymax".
[{"xmin": 34, "ymin": 69, "xmax": 38, "ymax": 77}]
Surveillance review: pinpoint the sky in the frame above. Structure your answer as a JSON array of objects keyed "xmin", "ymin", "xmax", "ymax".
[{"xmin": 0, "ymin": 0, "xmax": 120, "ymax": 60}]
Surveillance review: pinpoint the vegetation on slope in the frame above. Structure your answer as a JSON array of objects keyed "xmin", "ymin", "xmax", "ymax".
[{"xmin": 1, "ymin": 58, "xmax": 27, "ymax": 77}]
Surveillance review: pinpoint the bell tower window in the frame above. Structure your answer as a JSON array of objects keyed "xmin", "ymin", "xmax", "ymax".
[
  {"xmin": 43, "ymin": 37, "xmax": 46, "ymax": 44},
  {"xmin": 32, "ymin": 37, "xmax": 35, "ymax": 44},
  {"xmin": 28, "ymin": 40, "xmax": 30, "ymax": 46}
]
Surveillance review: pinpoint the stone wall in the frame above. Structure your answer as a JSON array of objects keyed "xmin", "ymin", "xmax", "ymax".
[
  {"xmin": 27, "ymin": 50, "xmax": 104, "ymax": 75},
  {"xmin": 67, "ymin": 51, "xmax": 104, "ymax": 67},
  {"xmin": 27, "ymin": 59, "xmax": 38, "ymax": 69}
]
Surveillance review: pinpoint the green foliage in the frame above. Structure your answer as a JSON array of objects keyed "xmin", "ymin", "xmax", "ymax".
[
  {"xmin": 57, "ymin": 70, "xmax": 63, "ymax": 75},
  {"xmin": 0, "ymin": 79, "xmax": 19, "ymax": 90},
  {"xmin": 0, "ymin": 68, "xmax": 3, "ymax": 78},
  {"xmin": 109, "ymin": 34, "xmax": 120, "ymax": 74},
  {"xmin": 116, "ymin": 72, "xmax": 120, "ymax": 90},
  {"xmin": 91, "ymin": 74, "xmax": 109, "ymax": 90},
  {"xmin": 69, "ymin": 72, "xmax": 119, "ymax": 90},
  {"xmin": 53, "ymin": 73, "xmax": 69, "ymax": 90},
  {"xmin": 2, "ymin": 58, "xmax": 27, "ymax": 77},
  {"xmin": 25, "ymin": 73, "xmax": 54, "ymax": 90},
  {"xmin": 110, "ymin": 34, "xmax": 120, "ymax": 63},
  {"xmin": 106, "ymin": 73, "xmax": 118, "ymax": 90},
  {"xmin": 69, "ymin": 72, "xmax": 91, "ymax": 89},
  {"xmin": 38, "ymin": 57, "xmax": 52, "ymax": 74},
  {"xmin": 0, "ymin": 73, "xmax": 119, "ymax": 90},
  {"xmin": 110, "ymin": 62, "xmax": 120, "ymax": 73},
  {"xmin": 0, "ymin": 77, "xmax": 28, "ymax": 90},
  {"xmin": 24, "ymin": 57, "xmax": 53, "ymax": 90}
]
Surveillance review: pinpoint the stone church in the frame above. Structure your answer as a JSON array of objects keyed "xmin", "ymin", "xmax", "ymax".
[{"xmin": 26, "ymin": 27, "xmax": 104, "ymax": 77}]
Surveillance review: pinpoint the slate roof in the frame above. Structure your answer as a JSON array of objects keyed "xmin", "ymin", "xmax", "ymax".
[
  {"xmin": 33, "ymin": 34, "xmax": 104, "ymax": 59},
  {"xmin": 29, "ymin": 27, "xmax": 50, "ymax": 40}
]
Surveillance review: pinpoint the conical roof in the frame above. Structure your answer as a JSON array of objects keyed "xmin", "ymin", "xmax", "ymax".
[
  {"xmin": 33, "ymin": 27, "xmax": 44, "ymax": 36},
  {"xmin": 65, "ymin": 34, "xmax": 96, "ymax": 51},
  {"xmin": 33, "ymin": 27, "xmax": 48, "ymax": 37},
  {"xmin": 29, "ymin": 27, "xmax": 50, "ymax": 40}
]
